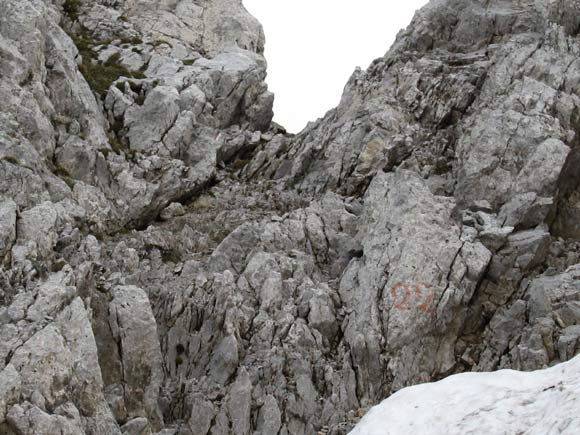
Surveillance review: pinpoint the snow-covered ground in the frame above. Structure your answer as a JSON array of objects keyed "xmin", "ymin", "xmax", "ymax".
[{"xmin": 349, "ymin": 355, "xmax": 580, "ymax": 435}]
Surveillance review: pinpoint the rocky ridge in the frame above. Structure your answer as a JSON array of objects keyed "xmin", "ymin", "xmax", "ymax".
[{"xmin": 1, "ymin": 0, "xmax": 580, "ymax": 434}]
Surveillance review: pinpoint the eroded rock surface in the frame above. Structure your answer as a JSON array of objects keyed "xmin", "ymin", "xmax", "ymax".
[{"xmin": 1, "ymin": 0, "xmax": 580, "ymax": 434}]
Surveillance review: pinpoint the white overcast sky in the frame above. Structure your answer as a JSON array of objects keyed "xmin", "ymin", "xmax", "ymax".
[{"xmin": 243, "ymin": 0, "xmax": 429, "ymax": 133}]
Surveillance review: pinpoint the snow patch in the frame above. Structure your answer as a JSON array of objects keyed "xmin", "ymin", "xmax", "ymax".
[{"xmin": 349, "ymin": 355, "xmax": 580, "ymax": 434}]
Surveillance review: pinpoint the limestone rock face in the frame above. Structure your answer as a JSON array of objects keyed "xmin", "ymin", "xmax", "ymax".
[
  {"xmin": 1, "ymin": 0, "xmax": 580, "ymax": 434},
  {"xmin": 97, "ymin": 0, "xmax": 265, "ymax": 56},
  {"xmin": 0, "ymin": 0, "xmax": 273, "ymax": 232}
]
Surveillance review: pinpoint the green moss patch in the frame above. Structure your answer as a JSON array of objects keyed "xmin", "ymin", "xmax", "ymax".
[
  {"xmin": 71, "ymin": 29, "xmax": 149, "ymax": 99},
  {"xmin": 151, "ymin": 39, "xmax": 173, "ymax": 48},
  {"xmin": 120, "ymin": 36, "xmax": 143, "ymax": 45},
  {"xmin": 63, "ymin": 0, "xmax": 81, "ymax": 21},
  {"xmin": 1, "ymin": 156, "xmax": 21, "ymax": 165}
]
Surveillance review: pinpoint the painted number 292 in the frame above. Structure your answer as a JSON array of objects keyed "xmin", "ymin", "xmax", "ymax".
[{"xmin": 390, "ymin": 282, "xmax": 435, "ymax": 314}]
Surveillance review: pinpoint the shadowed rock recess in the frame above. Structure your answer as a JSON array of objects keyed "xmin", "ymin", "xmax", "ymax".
[{"xmin": 1, "ymin": 0, "xmax": 580, "ymax": 434}]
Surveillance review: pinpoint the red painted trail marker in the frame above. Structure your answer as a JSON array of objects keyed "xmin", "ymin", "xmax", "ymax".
[{"xmin": 390, "ymin": 282, "xmax": 435, "ymax": 314}]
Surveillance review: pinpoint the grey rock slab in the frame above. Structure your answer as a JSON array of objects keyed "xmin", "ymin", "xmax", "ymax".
[
  {"xmin": 0, "ymin": 200, "xmax": 17, "ymax": 260},
  {"xmin": 109, "ymin": 285, "xmax": 164, "ymax": 429},
  {"xmin": 339, "ymin": 169, "xmax": 491, "ymax": 394}
]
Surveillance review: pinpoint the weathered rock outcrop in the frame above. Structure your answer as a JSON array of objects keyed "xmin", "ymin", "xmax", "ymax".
[{"xmin": 1, "ymin": 0, "xmax": 580, "ymax": 434}]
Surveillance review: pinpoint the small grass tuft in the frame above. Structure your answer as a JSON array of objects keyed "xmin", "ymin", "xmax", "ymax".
[
  {"xmin": 134, "ymin": 93, "xmax": 146, "ymax": 106},
  {"xmin": 54, "ymin": 165, "xmax": 76, "ymax": 190},
  {"xmin": 79, "ymin": 55, "xmax": 143, "ymax": 98},
  {"xmin": 19, "ymin": 70, "xmax": 34, "ymax": 87},
  {"xmin": 107, "ymin": 120, "xmax": 136, "ymax": 160},
  {"xmin": 119, "ymin": 36, "xmax": 143, "ymax": 45},
  {"xmin": 182, "ymin": 59, "xmax": 195, "ymax": 66},
  {"xmin": 151, "ymin": 39, "xmax": 173, "ymax": 48},
  {"xmin": 63, "ymin": 0, "xmax": 81, "ymax": 21},
  {"xmin": 54, "ymin": 165, "xmax": 71, "ymax": 178},
  {"xmin": 110, "ymin": 118, "xmax": 124, "ymax": 137},
  {"xmin": 108, "ymin": 132, "xmax": 125, "ymax": 155},
  {"xmin": 71, "ymin": 28, "xmax": 149, "ymax": 99},
  {"xmin": 132, "ymin": 70, "xmax": 147, "ymax": 80},
  {"xmin": 63, "ymin": 176, "xmax": 76, "ymax": 190},
  {"xmin": 104, "ymin": 52, "xmax": 121, "ymax": 67},
  {"xmin": 1, "ymin": 156, "xmax": 20, "ymax": 165},
  {"xmin": 128, "ymin": 81, "xmax": 141, "ymax": 93},
  {"xmin": 98, "ymin": 148, "xmax": 112, "ymax": 159}
]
